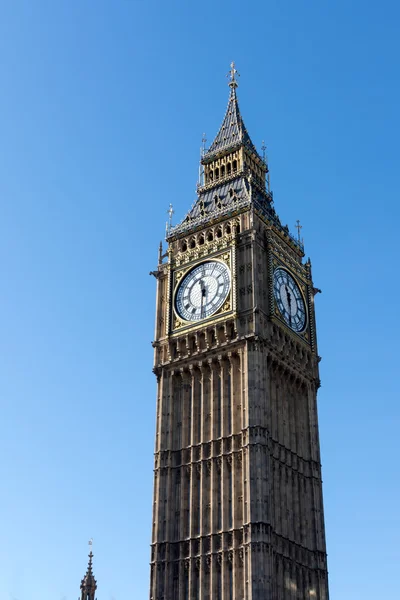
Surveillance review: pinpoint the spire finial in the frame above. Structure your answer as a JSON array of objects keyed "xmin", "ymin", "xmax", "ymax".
[
  {"xmin": 261, "ymin": 140, "xmax": 267, "ymax": 162},
  {"xmin": 295, "ymin": 220, "xmax": 303, "ymax": 243},
  {"xmin": 227, "ymin": 61, "xmax": 239, "ymax": 89},
  {"xmin": 201, "ymin": 133, "xmax": 207, "ymax": 157},
  {"xmin": 167, "ymin": 204, "xmax": 174, "ymax": 227},
  {"xmin": 166, "ymin": 203, "xmax": 174, "ymax": 235}
]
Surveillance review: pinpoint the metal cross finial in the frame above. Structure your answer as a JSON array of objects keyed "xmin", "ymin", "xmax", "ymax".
[
  {"xmin": 167, "ymin": 203, "xmax": 174, "ymax": 229},
  {"xmin": 201, "ymin": 133, "xmax": 207, "ymax": 156},
  {"xmin": 227, "ymin": 61, "xmax": 239, "ymax": 89},
  {"xmin": 295, "ymin": 220, "xmax": 303, "ymax": 242},
  {"xmin": 261, "ymin": 140, "xmax": 267, "ymax": 162}
]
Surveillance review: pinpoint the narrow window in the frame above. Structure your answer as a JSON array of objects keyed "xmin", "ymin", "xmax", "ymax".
[
  {"xmin": 227, "ymin": 162, "xmax": 232, "ymax": 175},
  {"xmin": 175, "ymin": 470, "xmax": 181, "ymax": 539},
  {"xmin": 176, "ymin": 382, "xmax": 182, "ymax": 448},
  {"xmin": 227, "ymin": 369, "xmax": 232, "ymax": 435},
  {"xmin": 215, "ymin": 167, "xmax": 219, "ymax": 179},
  {"xmin": 217, "ymin": 567, "xmax": 222, "ymax": 599},
  {"xmin": 217, "ymin": 374, "xmax": 222, "ymax": 438},
  {"xmin": 228, "ymin": 466, "xmax": 233, "ymax": 529},
  {"xmin": 188, "ymin": 382, "xmax": 192, "ymax": 446},
  {"xmin": 185, "ymin": 473, "xmax": 191, "ymax": 537},
  {"xmin": 194, "ymin": 569, "xmax": 200, "ymax": 600},
  {"xmin": 196, "ymin": 475, "xmax": 201, "ymax": 535},
  {"xmin": 221, "ymin": 164, "xmax": 225, "ymax": 176},
  {"xmin": 184, "ymin": 571, "xmax": 189, "ymax": 600},
  {"xmin": 217, "ymin": 470, "xmax": 222, "ymax": 530},
  {"xmin": 228, "ymin": 563, "xmax": 233, "ymax": 600},
  {"xmin": 197, "ymin": 378, "xmax": 202, "ymax": 442},
  {"xmin": 233, "ymin": 160, "xmax": 237, "ymax": 171},
  {"xmin": 173, "ymin": 575, "xmax": 179, "ymax": 600}
]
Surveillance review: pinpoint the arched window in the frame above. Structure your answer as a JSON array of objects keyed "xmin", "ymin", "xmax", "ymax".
[
  {"xmin": 207, "ymin": 231, "xmax": 213, "ymax": 242},
  {"xmin": 190, "ymin": 238, "xmax": 196, "ymax": 249},
  {"xmin": 215, "ymin": 167, "xmax": 219, "ymax": 179},
  {"xmin": 221, "ymin": 165, "xmax": 225, "ymax": 177},
  {"xmin": 216, "ymin": 228, "xmax": 222, "ymax": 238},
  {"xmin": 233, "ymin": 160, "xmax": 237, "ymax": 172},
  {"xmin": 227, "ymin": 162, "xmax": 232, "ymax": 175}
]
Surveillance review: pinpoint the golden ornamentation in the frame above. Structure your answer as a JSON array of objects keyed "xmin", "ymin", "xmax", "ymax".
[{"xmin": 222, "ymin": 300, "xmax": 231, "ymax": 312}]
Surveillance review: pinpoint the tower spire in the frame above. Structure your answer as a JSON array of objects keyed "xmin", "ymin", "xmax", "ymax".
[
  {"xmin": 203, "ymin": 62, "xmax": 258, "ymax": 160},
  {"xmin": 80, "ymin": 541, "xmax": 97, "ymax": 600}
]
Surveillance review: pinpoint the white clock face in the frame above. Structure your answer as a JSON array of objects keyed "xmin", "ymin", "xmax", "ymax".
[
  {"xmin": 175, "ymin": 261, "xmax": 231, "ymax": 322},
  {"xmin": 273, "ymin": 268, "xmax": 306, "ymax": 332}
]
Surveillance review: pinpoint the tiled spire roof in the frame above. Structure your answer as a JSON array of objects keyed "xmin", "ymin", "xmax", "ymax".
[
  {"xmin": 204, "ymin": 64, "xmax": 259, "ymax": 160},
  {"xmin": 80, "ymin": 551, "xmax": 97, "ymax": 600}
]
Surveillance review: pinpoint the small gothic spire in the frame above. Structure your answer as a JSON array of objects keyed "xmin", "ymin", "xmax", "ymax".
[
  {"xmin": 80, "ymin": 543, "xmax": 97, "ymax": 600},
  {"xmin": 204, "ymin": 63, "xmax": 258, "ymax": 160}
]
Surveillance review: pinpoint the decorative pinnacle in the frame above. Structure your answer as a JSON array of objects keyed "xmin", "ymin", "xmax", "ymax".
[
  {"xmin": 201, "ymin": 133, "xmax": 207, "ymax": 157},
  {"xmin": 87, "ymin": 539, "xmax": 93, "ymax": 572},
  {"xmin": 167, "ymin": 204, "xmax": 174, "ymax": 227},
  {"xmin": 295, "ymin": 220, "xmax": 303, "ymax": 243},
  {"xmin": 261, "ymin": 140, "xmax": 267, "ymax": 162},
  {"xmin": 227, "ymin": 61, "xmax": 239, "ymax": 89},
  {"xmin": 80, "ymin": 539, "xmax": 97, "ymax": 599}
]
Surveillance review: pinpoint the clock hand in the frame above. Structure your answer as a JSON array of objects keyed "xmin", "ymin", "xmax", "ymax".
[
  {"xmin": 200, "ymin": 279, "xmax": 206, "ymax": 318},
  {"xmin": 285, "ymin": 285, "xmax": 292, "ymax": 325}
]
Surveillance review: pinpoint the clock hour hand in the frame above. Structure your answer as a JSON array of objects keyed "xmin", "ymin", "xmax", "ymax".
[
  {"xmin": 285, "ymin": 285, "xmax": 292, "ymax": 325},
  {"xmin": 200, "ymin": 279, "xmax": 207, "ymax": 318}
]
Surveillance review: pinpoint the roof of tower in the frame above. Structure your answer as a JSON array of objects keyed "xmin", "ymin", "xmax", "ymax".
[
  {"xmin": 167, "ymin": 174, "xmax": 279, "ymax": 238},
  {"xmin": 80, "ymin": 551, "xmax": 97, "ymax": 598},
  {"xmin": 203, "ymin": 63, "xmax": 259, "ymax": 161}
]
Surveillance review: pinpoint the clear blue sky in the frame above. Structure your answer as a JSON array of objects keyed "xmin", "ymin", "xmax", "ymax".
[{"xmin": 0, "ymin": 1, "xmax": 399, "ymax": 599}]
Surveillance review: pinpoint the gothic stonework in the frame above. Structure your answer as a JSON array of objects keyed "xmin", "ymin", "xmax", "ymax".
[{"xmin": 150, "ymin": 64, "xmax": 329, "ymax": 600}]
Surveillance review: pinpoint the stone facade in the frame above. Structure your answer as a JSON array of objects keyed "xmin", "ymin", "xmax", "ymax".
[{"xmin": 150, "ymin": 67, "xmax": 329, "ymax": 600}]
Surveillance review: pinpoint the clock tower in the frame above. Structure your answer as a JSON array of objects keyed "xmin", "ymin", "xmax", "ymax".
[{"xmin": 150, "ymin": 65, "xmax": 329, "ymax": 600}]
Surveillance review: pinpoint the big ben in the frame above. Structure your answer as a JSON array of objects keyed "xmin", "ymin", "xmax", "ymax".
[{"xmin": 150, "ymin": 64, "xmax": 329, "ymax": 599}]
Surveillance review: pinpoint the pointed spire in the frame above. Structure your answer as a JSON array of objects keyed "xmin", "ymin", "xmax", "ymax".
[
  {"xmin": 80, "ymin": 546, "xmax": 97, "ymax": 600},
  {"xmin": 203, "ymin": 62, "xmax": 259, "ymax": 161}
]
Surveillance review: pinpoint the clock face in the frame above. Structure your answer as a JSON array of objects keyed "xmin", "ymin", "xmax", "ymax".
[
  {"xmin": 175, "ymin": 260, "xmax": 231, "ymax": 322},
  {"xmin": 273, "ymin": 268, "xmax": 306, "ymax": 332}
]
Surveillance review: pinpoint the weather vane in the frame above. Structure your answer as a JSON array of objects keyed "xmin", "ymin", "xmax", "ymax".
[
  {"xmin": 227, "ymin": 61, "xmax": 239, "ymax": 89},
  {"xmin": 295, "ymin": 220, "xmax": 303, "ymax": 243}
]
